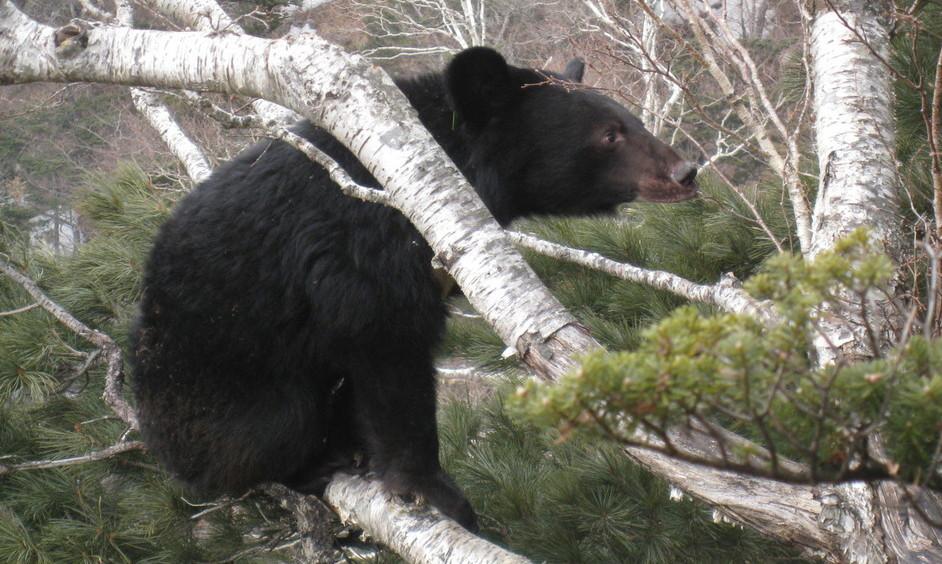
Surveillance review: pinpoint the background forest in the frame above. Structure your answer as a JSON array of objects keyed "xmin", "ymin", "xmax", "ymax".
[{"xmin": 1, "ymin": 0, "xmax": 939, "ymax": 562}]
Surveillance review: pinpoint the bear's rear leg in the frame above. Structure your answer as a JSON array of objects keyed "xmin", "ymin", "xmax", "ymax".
[
  {"xmin": 348, "ymin": 354, "xmax": 477, "ymax": 532},
  {"xmin": 284, "ymin": 380, "xmax": 368, "ymax": 496}
]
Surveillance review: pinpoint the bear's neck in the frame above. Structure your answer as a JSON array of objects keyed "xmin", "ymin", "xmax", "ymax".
[{"xmin": 394, "ymin": 74, "xmax": 516, "ymax": 225}]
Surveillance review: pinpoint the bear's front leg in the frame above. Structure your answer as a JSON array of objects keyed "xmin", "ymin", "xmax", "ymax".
[{"xmin": 347, "ymin": 353, "xmax": 478, "ymax": 531}]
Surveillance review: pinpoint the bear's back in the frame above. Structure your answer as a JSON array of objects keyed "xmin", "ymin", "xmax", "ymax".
[{"xmin": 130, "ymin": 121, "xmax": 446, "ymax": 493}]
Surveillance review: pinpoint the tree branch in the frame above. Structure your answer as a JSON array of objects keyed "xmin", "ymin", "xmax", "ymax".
[
  {"xmin": 136, "ymin": 0, "xmax": 300, "ymax": 127},
  {"xmin": 324, "ymin": 474, "xmax": 531, "ymax": 564},
  {"xmin": 0, "ymin": 257, "xmax": 137, "ymax": 428},
  {"xmin": 0, "ymin": 302, "xmax": 39, "ymax": 316},
  {"xmin": 507, "ymin": 230, "xmax": 777, "ymax": 322},
  {"xmin": 0, "ymin": 441, "xmax": 145, "ymax": 476},
  {"xmin": 129, "ymin": 89, "xmax": 212, "ymax": 182}
]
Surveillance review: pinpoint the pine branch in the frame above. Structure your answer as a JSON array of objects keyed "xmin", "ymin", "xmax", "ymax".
[
  {"xmin": 0, "ymin": 257, "xmax": 138, "ymax": 429},
  {"xmin": 0, "ymin": 440, "xmax": 145, "ymax": 476}
]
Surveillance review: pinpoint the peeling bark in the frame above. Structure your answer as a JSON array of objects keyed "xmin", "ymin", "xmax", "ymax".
[{"xmin": 626, "ymin": 445, "xmax": 831, "ymax": 557}]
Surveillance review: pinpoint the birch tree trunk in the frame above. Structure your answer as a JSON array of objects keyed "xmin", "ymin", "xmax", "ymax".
[
  {"xmin": 325, "ymin": 475, "xmax": 531, "ymax": 564},
  {"xmin": 810, "ymin": 0, "xmax": 900, "ymax": 262},
  {"xmin": 806, "ymin": 2, "xmax": 942, "ymax": 562},
  {"xmin": 808, "ymin": 0, "xmax": 900, "ymax": 362}
]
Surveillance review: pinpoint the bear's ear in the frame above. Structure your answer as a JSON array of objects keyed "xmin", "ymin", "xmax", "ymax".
[
  {"xmin": 446, "ymin": 47, "xmax": 515, "ymax": 128},
  {"xmin": 562, "ymin": 57, "xmax": 585, "ymax": 83}
]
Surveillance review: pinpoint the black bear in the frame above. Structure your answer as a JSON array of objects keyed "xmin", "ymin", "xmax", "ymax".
[{"xmin": 130, "ymin": 47, "xmax": 698, "ymax": 532}]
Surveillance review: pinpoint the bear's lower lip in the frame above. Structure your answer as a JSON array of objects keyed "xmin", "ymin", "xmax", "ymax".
[
  {"xmin": 634, "ymin": 178, "xmax": 699, "ymax": 203},
  {"xmin": 639, "ymin": 191, "xmax": 699, "ymax": 203}
]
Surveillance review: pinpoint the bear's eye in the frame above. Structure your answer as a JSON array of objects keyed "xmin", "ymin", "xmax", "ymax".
[{"xmin": 602, "ymin": 129, "xmax": 621, "ymax": 145}]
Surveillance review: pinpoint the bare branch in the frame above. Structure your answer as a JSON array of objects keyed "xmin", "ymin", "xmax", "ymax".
[
  {"xmin": 0, "ymin": 441, "xmax": 145, "ymax": 476},
  {"xmin": 0, "ymin": 302, "xmax": 39, "ymax": 316},
  {"xmin": 130, "ymin": 89, "xmax": 212, "ymax": 182},
  {"xmin": 507, "ymin": 230, "xmax": 776, "ymax": 321},
  {"xmin": 174, "ymin": 90, "xmax": 260, "ymax": 128},
  {"xmin": 0, "ymin": 257, "xmax": 137, "ymax": 428},
  {"xmin": 273, "ymin": 128, "xmax": 390, "ymax": 206},
  {"xmin": 324, "ymin": 474, "xmax": 531, "ymax": 564}
]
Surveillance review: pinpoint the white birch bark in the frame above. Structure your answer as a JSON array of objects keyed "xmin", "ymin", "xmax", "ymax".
[
  {"xmin": 136, "ymin": 0, "xmax": 299, "ymax": 127},
  {"xmin": 507, "ymin": 231, "xmax": 775, "ymax": 321},
  {"xmin": 4, "ymin": 4, "xmax": 940, "ymax": 561},
  {"xmin": 113, "ymin": 1, "xmax": 213, "ymax": 183},
  {"xmin": 808, "ymin": 1, "xmax": 899, "ymax": 364},
  {"xmin": 809, "ymin": 2, "xmax": 900, "ymax": 261},
  {"xmin": 116, "ymin": 0, "xmax": 211, "ymax": 183},
  {"xmin": 807, "ymin": 3, "xmax": 942, "ymax": 563},
  {"xmin": 325, "ymin": 475, "xmax": 531, "ymax": 564},
  {"xmin": 129, "ymin": 89, "xmax": 212, "ymax": 182}
]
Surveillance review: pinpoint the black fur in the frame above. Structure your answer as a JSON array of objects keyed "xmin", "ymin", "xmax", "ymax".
[{"xmin": 130, "ymin": 47, "xmax": 696, "ymax": 532}]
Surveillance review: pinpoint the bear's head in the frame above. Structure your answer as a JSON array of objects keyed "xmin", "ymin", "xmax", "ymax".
[{"xmin": 445, "ymin": 47, "xmax": 698, "ymax": 225}]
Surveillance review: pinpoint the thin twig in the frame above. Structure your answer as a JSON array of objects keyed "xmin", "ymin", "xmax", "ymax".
[
  {"xmin": 0, "ymin": 302, "xmax": 39, "ymax": 317},
  {"xmin": 0, "ymin": 441, "xmax": 145, "ymax": 476},
  {"xmin": 273, "ymin": 128, "xmax": 390, "ymax": 206},
  {"xmin": 0, "ymin": 257, "xmax": 138, "ymax": 428}
]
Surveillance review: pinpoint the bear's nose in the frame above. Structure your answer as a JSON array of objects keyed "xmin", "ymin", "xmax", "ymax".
[{"xmin": 671, "ymin": 161, "xmax": 698, "ymax": 187}]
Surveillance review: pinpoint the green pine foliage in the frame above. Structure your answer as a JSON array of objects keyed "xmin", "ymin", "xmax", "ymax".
[
  {"xmin": 514, "ymin": 230, "xmax": 942, "ymax": 489},
  {"xmin": 440, "ymin": 394, "xmax": 805, "ymax": 563},
  {"xmin": 0, "ymin": 167, "xmax": 301, "ymax": 563},
  {"xmin": 893, "ymin": 2, "xmax": 942, "ymax": 223}
]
